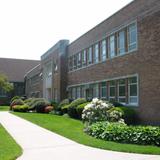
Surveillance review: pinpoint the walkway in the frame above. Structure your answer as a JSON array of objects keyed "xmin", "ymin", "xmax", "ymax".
[{"xmin": 0, "ymin": 112, "xmax": 159, "ymax": 160}]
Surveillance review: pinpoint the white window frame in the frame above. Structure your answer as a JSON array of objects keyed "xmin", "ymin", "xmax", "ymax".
[
  {"xmin": 82, "ymin": 50, "xmax": 87, "ymax": 66},
  {"xmin": 77, "ymin": 52, "xmax": 81, "ymax": 68},
  {"xmin": 118, "ymin": 79, "xmax": 126, "ymax": 104},
  {"xmin": 101, "ymin": 40, "xmax": 107, "ymax": 61},
  {"xmin": 100, "ymin": 82, "xmax": 107, "ymax": 99},
  {"xmin": 117, "ymin": 30, "xmax": 125, "ymax": 55},
  {"xmin": 76, "ymin": 86, "xmax": 81, "ymax": 98},
  {"xmin": 109, "ymin": 81, "xmax": 116, "ymax": 101},
  {"xmin": 88, "ymin": 47, "xmax": 92, "ymax": 64},
  {"xmin": 93, "ymin": 43, "xmax": 99, "ymax": 63}
]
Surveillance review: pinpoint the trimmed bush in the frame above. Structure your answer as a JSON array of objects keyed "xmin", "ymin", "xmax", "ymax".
[
  {"xmin": 44, "ymin": 106, "xmax": 54, "ymax": 113},
  {"xmin": 118, "ymin": 106, "xmax": 137, "ymax": 124},
  {"xmin": 76, "ymin": 102, "xmax": 89, "ymax": 119},
  {"xmin": 68, "ymin": 98, "xmax": 86, "ymax": 119},
  {"xmin": 86, "ymin": 122, "xmax": 160, "ymax": 146},
  {"xmin": 58, "ymin": 99, "xmax": 70, "ymax": 110},
  {"xmin": 50, "ymin": 100, "xmax": 59, "ymax": 109},
  {"xmin": 12, "ymin": 104, "xmax": 29, "ymax": 112},
  {"xmin": 109, "ymin": 101, "xmax": 124, "ymax": 107},
  {"xmin": 61, "ymin": 104, "xmax": 70, "ymax": 114},
  {"xmin": 34, "ymin": 100, "xmax": 50, "ymax": 113},
  {"xmin": 10, "ymin": 96, "xmax": 21, "ymax": 103},
  {"xmin": 10, "ymin": 99, "xmax": 24, "ymax": 109}
]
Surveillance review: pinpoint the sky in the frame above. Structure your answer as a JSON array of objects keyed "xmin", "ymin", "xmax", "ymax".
[{"xmin": 0, "ymin": 0, "xmax": 133, "ymax": 60}]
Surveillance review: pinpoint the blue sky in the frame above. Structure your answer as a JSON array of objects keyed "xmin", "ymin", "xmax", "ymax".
[{"xmin": 0, "ymin": 0, "xmax": 133, "ymax": 60}]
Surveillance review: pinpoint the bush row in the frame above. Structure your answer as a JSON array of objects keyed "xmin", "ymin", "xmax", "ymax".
[{"xmin": 86, "ymin": 121, "xmax": 160, "ymax": 146}]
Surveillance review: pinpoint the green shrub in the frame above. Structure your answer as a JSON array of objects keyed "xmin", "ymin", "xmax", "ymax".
[
  {"xmin": 68, "ymin": 98, "xmax": 86, "ymax": 119},
  {"xmin": 76, "ymin": 102, "xmax": 89, "ymax": 119},
  {"xmin": 61, "ymin": 104, "xmax": 70, "ymax": 114},
  {"xmin": 24, "ymin": 98, "xmax": 34, "ymax": 105},
  {"xmin": 50, "ymin": 100, "xmax": 59, "ymax": 110},
  {"xmin": 10, "ymin": 96, "xmax": 21, "ymax": 103},
  {"xmin": 58, "ymin": 99, "xmax": 70, "ymax": 110},
  {"xmin": 86, "ymin": 122, "xmax": 160, "ymax": 146},
  {"xmin": 118, "ymin": 106, "xmax": 137, "ymax": 124},
  {"xmin": 34, "ymin": 100, "xmax": 50, "ymax": 113},
  {"xmin": 12, "ymin": 104, "xmax": 29, "ymax": 112},
  {"xmin": 109, "ymin": 101, "xmax": 124, "ymax": 107},
  {"xmin": 10, "ymin": 99, "xmax": 24, "ymax": 109}
]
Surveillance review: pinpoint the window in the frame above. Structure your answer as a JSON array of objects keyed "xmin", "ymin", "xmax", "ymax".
[
  {"xmin": 76, "ymin": 87, "xmax": 81, "ymax": 98},
  {"xmin": 101, "ymin": 40, "xmax": 107, "ymax": 61},
  {"xmin": 81, "ymin": 85, "xmax": 86, "ymax": 98},
  {"xmin": 128, "ymin": 23, "xmax": 137, "ymax": 51},
  {"xmin": 77, "ymin": 53, "xmax": 81, "ymax": 68},
  {"xmin": 118, "ymin": 30, "xmax": 125, "ymax": 55},
  {"xmin": 109, "ymin": 80, "xmax": 116, "ymax": 101},
  {"xmin": 109, "ymin": 35, "xmax": 115, "ymax": 58},
  {"xmin": 82, "ymin": 50, "xmax": 87, "ymax": 66},
  {"xmin": 0, "ymin": 88, "xmax": 7, "ymax": 97},
  {"xmin": 93, "ymin": 83, "xmax": 99, "ymax": 98},
  {"xmin": 100, "ymin": 82, "xmax": 107, "ymax": 98},
  {"xmin": 87, "ymin": 47, "xmax": 92, "ymax": 64},
  {"xmin": 118, "ymin": 79, "xmax": 126, "ymax": 103},
  {"xmin": 128, "ymin": 77, "xmax": 138, "ymax": 105},
  {"xmin": 69, "ymin": 56, "xmax": 73, "ymax": 71},
  {"xmin": 93, "ymin": 43, "xmax": 99, "ymax": 63},
  {"xmin": 72, "ymin": 87, "xmax": 76, "ymax": 100},
  {"xmin": 73, "ymin": 55, "xmax": 77, "ymax": 69}
]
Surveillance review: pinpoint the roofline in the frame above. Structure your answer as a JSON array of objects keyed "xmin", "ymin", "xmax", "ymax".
[
  {"xmin": 24, "ymin": 64, "xmax": 41, "ymax": 77},
  {"xmin": 69, "ymin": 0, "xmax": 134, "ymax": 46},
  {"xmin": 0, "ymin": 57, "xmax": 40, "ymax": 61}
]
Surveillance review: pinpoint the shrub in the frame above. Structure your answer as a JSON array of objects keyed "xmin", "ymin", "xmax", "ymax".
[
  {"xmin": 58, "ymin": 99, "xmax": 70, "ymax": 110},
  {"xmin": 44, "ymin": 106, "xmax": 54, "ymax": 113},
  {"xmin": 12, "ymin": 104, "xmax": 29, "ymax": 112},
  {"xmin": 86, "ymin": 122, "xmax": 160, "ymax": 146},
  {"xmin": 61, "ymin": 104, "xmax": 70, "ymax": 114},
  {"xmin": 118, "ymin": 106, "xmax": 137, "ymax": 124},
  {"xmin": 50, "ymin": 100, "xmax": 59, "ymax": 109},
  {"xmin": 10, "ymin": 96, "xmax": 21, "ymax": 103},
  {"xmin": 68, "ymin": 98, "xmax": 87, "ymax": 119},
  {"xmin": 82, "ymin": 98, "xmax": 122, "ymax": 125},
  {"xmin": 10, "ymin": 99, "xmax": 24, "ymax": 110},
  {"xmin": 34, "ymin": 100, "xmax": 50, "ymax": 113},
  {"xmin": 76, "ymin": 102, "xmax": 89, "ymax": 119},
  {"xmin": 24, "ymin": 98, "xmax": 34, "ymax": 105},
  {"xmin": 109, "ymin": 101, "xmax": 124, "ymax": 107}
]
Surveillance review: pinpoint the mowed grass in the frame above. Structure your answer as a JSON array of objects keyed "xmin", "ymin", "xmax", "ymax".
[
  {"xmin": 0, "ymin": 124, "xmax": 22, "ymax": 160},
  {"xmin": 0, "ymin": 106, "xmax": 9, "ymax": 111},
  {"xmin": 13, "ymin": 112, "xmax": 160, "ymax": 155}
]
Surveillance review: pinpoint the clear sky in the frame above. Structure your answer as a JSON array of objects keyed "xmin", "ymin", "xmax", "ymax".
[{"xmin": 0, "ymin": 0, "xmax": 133, "ymax": 60}]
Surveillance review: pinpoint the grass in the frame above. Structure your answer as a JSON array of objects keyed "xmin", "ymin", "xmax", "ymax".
[
  {"xmin": 0, "ymin": 124, "xmax": 22, "ymax": 160},
  {"xmin": 0, "ymin": 106, "xmax": 9, "ymax": 111},
  {"xmin": 13, "ymin": 112, "xmax": 160, "ymax": 155}
]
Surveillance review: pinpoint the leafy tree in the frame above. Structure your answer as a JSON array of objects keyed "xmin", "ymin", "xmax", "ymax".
[{"xmin": 0, "ymin": 74, "xmax": 13, "ymax": 92}]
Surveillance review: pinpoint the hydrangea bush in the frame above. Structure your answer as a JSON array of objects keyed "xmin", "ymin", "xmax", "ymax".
[{"xmin": 82, "ymin": 98, "xmax": 123, "ymax": 125}]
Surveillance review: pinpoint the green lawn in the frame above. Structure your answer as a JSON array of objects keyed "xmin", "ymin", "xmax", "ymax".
[
  {"xmin": 0, "ymin": 106, "xmax": 9, "ymax": 111},
  {"xmin": 13, "ymin": 112, "xmax": 160, "ymax": 155},
  {"xmin": 0, "ymin": 124, "xmax": 22, "ymax": 160}
]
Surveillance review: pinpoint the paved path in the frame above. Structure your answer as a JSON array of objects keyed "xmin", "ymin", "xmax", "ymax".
[{"xmin": 0, "ymin": 112, "xmax": 160, "ymax": 160}]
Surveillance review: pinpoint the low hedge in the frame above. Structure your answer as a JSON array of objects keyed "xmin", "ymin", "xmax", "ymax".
[
  {"xmin": 10, "ymin": 99, "xmax": 24, "ymax": 110},
  {"xmin": 68, "ymin": 98, "xmax": 86, "ymax": 119},
  {"xmin": 61, "ymin": 104, "xmax": 70, "ymax": 114},
  {"xmin": 12, "ymin": 104, "xmax": 29, "ymax": 112},
  {"xmin": 86, "ymin": 121, "xmax": 160, "ymax": 146},
  {"xmin": 76, "ymin": 102, "xmax": 89, "ymax": 119}
]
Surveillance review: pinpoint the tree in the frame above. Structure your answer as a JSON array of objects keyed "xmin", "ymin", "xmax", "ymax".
[{"xmin": 0, "ymin": 74, "xmax": 13, "ymax": 92}]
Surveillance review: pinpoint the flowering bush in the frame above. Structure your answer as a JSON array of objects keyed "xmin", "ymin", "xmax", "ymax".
[{"xmin": 82, "ymin": 98, "xmax": 123, "ymax": 125}]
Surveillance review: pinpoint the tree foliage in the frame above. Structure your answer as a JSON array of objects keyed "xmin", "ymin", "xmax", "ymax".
[{"xmin": 0, "ymin": 74, "xmax": 13, "ymax": 92}]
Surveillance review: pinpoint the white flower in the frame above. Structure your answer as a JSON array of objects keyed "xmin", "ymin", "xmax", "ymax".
[
  {"xmin": 92, "ymin": 98, "xmax": 99, "ymax": 104},
  {"xmin": 84, "ymin": 103, "xmax": 93, "ymax": 110}
]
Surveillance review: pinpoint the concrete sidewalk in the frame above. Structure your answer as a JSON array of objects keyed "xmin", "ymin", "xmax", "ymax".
[{"xmin": 0, "ymin": 112, "xmax": 159, "ymax": 160}]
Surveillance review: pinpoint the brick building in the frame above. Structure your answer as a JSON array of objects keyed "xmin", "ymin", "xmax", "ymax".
[{"xmin": 25, "ymin": 0, "xmax": 160, "ymax": 124}]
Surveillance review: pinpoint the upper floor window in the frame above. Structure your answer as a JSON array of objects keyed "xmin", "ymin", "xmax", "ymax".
[
  {"xmin": 93, "ymin": 43, "xmax": 99, "ymax": 63},
  {"xmin": 77, "ymin": 53, "xmax": 81, "ymax": 68},
  {"xmin": 109, "ymin": 35, "xmax": 115, "ymax": 58},
  {"xmin": 128, "ymin": 23, "xmax": 137, "ymax": 51},
  {"xmin": 117, "ymin": 30, "xmax": 125, "ymax": 55},
  {"xmin": 87, "ymin": 47, "xmax": 92, "ymax": 65},
  {"xmin": 82, "ymin": 50, "xmax": 87, "ymax": 66},
  {"xmin": 101, "ymin": 40, "xmax": 107, "ymax": 61},
  {"xmin": 73, "ymin": 55, "xmax": 77, "ymax": 69},
  {"xmin": 68, "ymin": 56, "xmax": 73, "ymax": 71}
]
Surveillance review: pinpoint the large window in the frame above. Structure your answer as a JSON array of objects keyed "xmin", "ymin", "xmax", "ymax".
[
  {"xmin": 128, "ymin": 23, "xmax": 137, "ymax": 51},
  {"xmin": 73, "ymin": 55, "xmax": 77, "ymax": 69},
  {"xmin": 100, "ymin": 82, "xmax": 107, "ymax": 98},
  {"xmin": 128, "ymin": 77, "xmax": 138, "ymax": 105},
  {"xmin": 109, "ymin": 80, "xmax": 116, "ymax": 101},
  {"xmin": 93, "ymin": 83, "xmax": 99, "ymax": 98},
  {"xmin": 82, "ymin": 50, "xmax": 87, "ymax": 66},
  {"xmin": 87, "ymin": 47, "xmax": 92, "ymax": 65},
  {"xmin": 117, "ymin": 30, "xmax": 125, "ymax": 55},
  {"xmin": 101, "ymin": 40, "xmax": 107, "ymax": 61},
  {"xmin": 76, "ymin": 87, "xmax": 81, "ymax": 98},
  {"xmin": 93, "ymin": 44, "xmax": 99, "ymax": 63},
  {"xmin": 81, "ymin": 85, "xmax": 86, "ymax": 98},
  {"xmin": 109, "ymin": 35, "xmax": 115, "ymax": 58},
  {"xmin": 118, "ymin": 79, "xmax": 126, "ymax": 103},
  {"xmin": 72, "ymin": 87, "xmax": 76, "ymax": 100},
  {"xmin": 0, "ymin": 88, "xmax": 7, "ymax": 97}
]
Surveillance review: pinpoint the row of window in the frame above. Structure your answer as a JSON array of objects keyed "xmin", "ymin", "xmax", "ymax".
[
  {"xmin": 68, "ymin": 76, "xmax": 138, "ymax": 106},
  {"xmin": 68, "ymin": 22, "xmax": 137, "ymax": 72}
]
